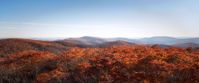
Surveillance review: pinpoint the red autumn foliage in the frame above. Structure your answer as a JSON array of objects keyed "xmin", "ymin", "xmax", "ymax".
[{"xmin": 0, "ymin": 45, "xmax": 198, "ymax": 83}]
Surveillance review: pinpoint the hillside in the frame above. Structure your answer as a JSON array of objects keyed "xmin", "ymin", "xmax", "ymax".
[
  {"xmin": 0, "ymin": 38, "xmax": 68, "ymax": 57},
  {"xmin": 0, "ymin": 45, "xmax": 198, "ymax": 83}
]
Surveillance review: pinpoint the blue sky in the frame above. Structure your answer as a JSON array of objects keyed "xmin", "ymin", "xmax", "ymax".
[{"xmin": 0, "ymin": 0, "xmax": 199, "ymax": 38}]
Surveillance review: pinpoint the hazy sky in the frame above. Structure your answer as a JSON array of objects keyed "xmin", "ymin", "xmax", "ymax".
[{"xmin": 0, "ymin": 0, "xmax": 198, "ymax": 38}]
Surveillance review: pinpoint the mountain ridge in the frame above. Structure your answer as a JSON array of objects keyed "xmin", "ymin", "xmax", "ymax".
[{"xmin": 57, "ymin": 36, "xmax": 199, "ymax": 45}]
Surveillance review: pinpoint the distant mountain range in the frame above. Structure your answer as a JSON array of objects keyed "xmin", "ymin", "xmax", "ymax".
[
  {"xmin": 56, "ymin": 36, "xmax": 199, "ymax": 47},
  {"xmin": 139, "ymin": 37, "xmax": 199, "ymax": 45}
]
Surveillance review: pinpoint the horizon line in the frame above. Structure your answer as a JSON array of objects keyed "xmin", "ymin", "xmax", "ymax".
[{"xmin": 0, "ymin": 36, "xmax": 198, "ymax": 40}]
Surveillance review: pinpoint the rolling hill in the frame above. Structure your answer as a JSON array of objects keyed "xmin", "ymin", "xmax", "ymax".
[{"xmin": 0, "ymin": 38, "xmax": 68, "ymax": 57}]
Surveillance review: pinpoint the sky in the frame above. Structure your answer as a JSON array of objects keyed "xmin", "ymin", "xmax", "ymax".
[{"xmin": 0, "ymin": 0, "xmax": 199, "ymax": 38}]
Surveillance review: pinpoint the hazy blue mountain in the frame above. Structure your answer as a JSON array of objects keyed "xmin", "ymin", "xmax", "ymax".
[
  {"xmin": 56, "ymin": 36, "xmax": 199, "ymax": 48},
  {"xmin": 56, "ymin": 36, "xmax": 107, "ymax": 47},
  {"xmin": 98, "ymin": 40, "xmax": 135, "ymax": 47},
  {"xmin": 138, "ymin": 36, "xmax": 179, "ymax": 45},
  {"xmin": 174, "ymin": 43, "xmax": 199, "ymax": 48},
  {"xmin": 178, "ymin": 38, "xmax": 199, "ymax": 44},
  {"xmin": 106, "ymin": 37, "xmax": 141, "ymax": 44}
]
